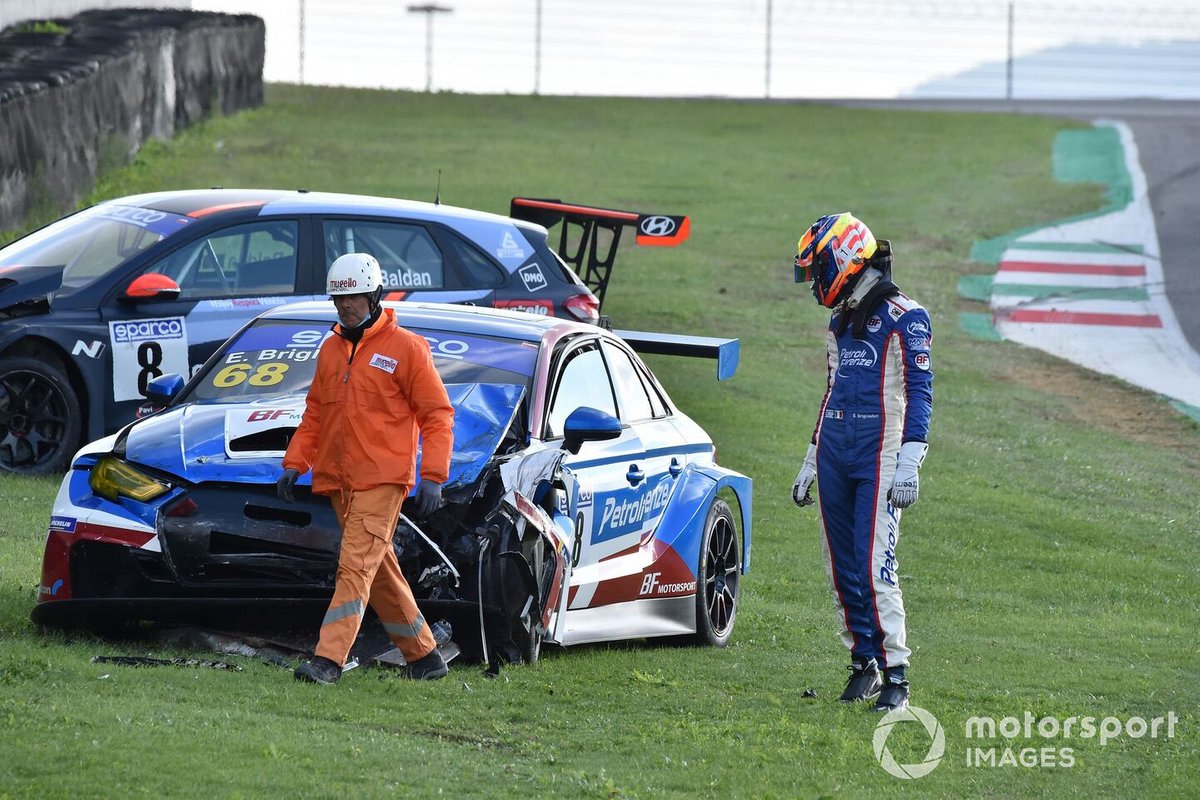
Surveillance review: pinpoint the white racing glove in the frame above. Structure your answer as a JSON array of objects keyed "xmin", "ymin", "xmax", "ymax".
[
  {"xmin": 888, "ymin": 441, "xmax": 928, "ymax": 509},
  {"xmin": 791, "ymin": 443, "xmax": 818, "ymax": 507}
]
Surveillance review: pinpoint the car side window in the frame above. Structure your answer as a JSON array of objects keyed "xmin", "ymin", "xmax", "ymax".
[
  {"xmin": 325, "ymin": 220, "xmax": 445, "ymax": 290},
  {"xmin": 147, "ymin": 221, "xmax": 298, "ymax": 299},
  {"xmin": 67, "ymin": 222, "xmax": 163, "ymax": 282},
  {"xmin": 546, "ymin": 343, "xmax": 617, "ymax": 439},
  {"xmin": 444, "ymin": 233, "xmax": 505, "ymax": 288},
  {"xmin": 600, "ymin": 341, "xmax": 656, "ymax": 423},
  {"xmin": 636, "ymin": 360, "xmax": 670, "ymax": 418}
]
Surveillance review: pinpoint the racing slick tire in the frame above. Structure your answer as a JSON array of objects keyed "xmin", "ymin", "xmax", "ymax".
[
  {"xmin": 689, "ymin": 498, "xmax": 740, "ymax": 647},
  {"xmin": 0, "ymin": 356, "xmax": 82, "ymax": 475}
]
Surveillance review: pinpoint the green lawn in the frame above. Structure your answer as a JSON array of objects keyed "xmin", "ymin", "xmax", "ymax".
[{"xmin": 1, "ymin": 85, "xmax": 1196, "ymax": 799}]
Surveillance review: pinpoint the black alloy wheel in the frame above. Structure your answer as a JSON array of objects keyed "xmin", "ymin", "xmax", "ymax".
[
  {"xmin": 0, "ymin": 357, "xmax": 82, "ymax": 475},
  {"xmin": 695, "ymin": 498, "xmax": 740, "ymax": 647}
]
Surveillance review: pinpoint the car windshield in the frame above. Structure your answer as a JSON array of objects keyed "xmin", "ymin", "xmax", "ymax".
[
  {"xmin": 0, "ymin": 204, "xmax": 194, "ymax": 294},
  {"xmin": 185, "ymin": 318, "xmax": 538, "ymax": 404}
]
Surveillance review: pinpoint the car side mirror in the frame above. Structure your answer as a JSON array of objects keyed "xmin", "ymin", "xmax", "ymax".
[
  {"xmin": 562, "ymin": 407, "xmax": 622, "ymax": 455},
  {"xmin": 145, "ymin": 373, "xmax": 185, "ymax": 407},
  {"xmin": 123, "ymin": 273, "xmax": 181, "ymax": 302}
]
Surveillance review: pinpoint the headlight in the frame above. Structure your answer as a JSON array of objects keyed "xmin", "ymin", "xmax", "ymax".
[{"xmin": 89, "ymin": 457, "xmax": 171, "ymax": 503}]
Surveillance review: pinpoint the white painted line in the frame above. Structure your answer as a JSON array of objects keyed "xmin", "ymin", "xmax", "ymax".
[
  {"xmin": 993, "ymin": 272, "xmax": 1147, "ymax": 289},
  {"xmin": 994, "ymin": 298, "xmax": 1159, "ymax": 316}
]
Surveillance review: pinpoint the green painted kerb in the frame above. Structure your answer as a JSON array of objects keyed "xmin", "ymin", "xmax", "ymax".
[
  {"xmin": 1053, "ymin": 126, "xmax": 1132, "ymax": 209},
  {"xmin": 990, "ymin": 284, "xmax": 1149, "ymax": 302},
  {"xmin": 957, "ymin": 274, "xmax": 993, "ymax": 303},
  {"xmin": 958, "ymin": 312, "xmax": 1001, "ymax": 341},
  {"xmin": 968, "ymin": 124, "xmax": 1132, "ymax": 266},
  {"xmin": 961, "ymin": 122, "xmax": 1135, "ymax": 345}
]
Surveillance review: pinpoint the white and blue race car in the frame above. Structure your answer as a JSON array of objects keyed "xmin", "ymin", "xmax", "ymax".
[
  {"xmin": 0, "ymin": 189, "xmax": 688, "ymax": 474},
  {"xmin": 32, "ymin": 302, "xmax": 750, "ymax": 665}
]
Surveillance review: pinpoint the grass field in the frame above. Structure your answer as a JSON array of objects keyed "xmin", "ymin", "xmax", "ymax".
[{"xmin": 1, "ymin": 85, "xmax": 1197, "ymax": 799}]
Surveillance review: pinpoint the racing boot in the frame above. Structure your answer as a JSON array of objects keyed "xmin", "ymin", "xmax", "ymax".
[
  {"xmin": 294, "ymin": 655, "xmax": 342, "ymax": 684},
  {"xmin": 839, "ymin": 658, "xmax": 882, "ymax": 703},
  {"xmin": 873, "ymin": 667, "xmax": 910, "ymax": 712},
  {"xmin": 406, "ymin": 647, "xmax": 448, "ymax": 680}
]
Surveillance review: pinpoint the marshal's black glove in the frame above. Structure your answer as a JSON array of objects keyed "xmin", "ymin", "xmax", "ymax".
[
  {"xmin": 276, "ymin": 468, "xmax": 300, "ymax": 503},
  {"xmin": 414, "ymin": 479, "xmax": 443, "ymax": 516}
]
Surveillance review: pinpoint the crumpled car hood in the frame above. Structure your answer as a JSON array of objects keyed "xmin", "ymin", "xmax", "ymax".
[
  {"xmin": 121, "ymin": 382, "xmax": 526, "ymax": 487},
  {"xmin": 0, "ymin": 265, "xmax": 63, "ymax": 312}
]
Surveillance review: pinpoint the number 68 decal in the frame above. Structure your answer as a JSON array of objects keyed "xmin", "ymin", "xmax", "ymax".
[{"xmin": 210, "ymin": 361, "xmax": 290, "ymax": 388}]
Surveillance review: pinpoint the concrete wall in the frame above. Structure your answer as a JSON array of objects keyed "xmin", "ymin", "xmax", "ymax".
[{"xmin": 0, "ymin": 7, "xmax": 263, "ymax": 231}]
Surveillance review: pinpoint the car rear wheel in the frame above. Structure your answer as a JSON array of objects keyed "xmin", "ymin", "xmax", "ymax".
[
  {"xmin": 0, "ymin": 356, "xmax": 82, "ymax": 475},
  {"xmin": 692, "ymin": 498, "xmax": 740, "ymax": 647}
]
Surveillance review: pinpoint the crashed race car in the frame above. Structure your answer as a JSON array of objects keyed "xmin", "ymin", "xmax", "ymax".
[
  {"xmin": 32, "ymin": 301, "xmax": 751, "ymax": 666},
  {"xmin": 0, "ymin": 189, "xmax": 688, "ymax": 475}
]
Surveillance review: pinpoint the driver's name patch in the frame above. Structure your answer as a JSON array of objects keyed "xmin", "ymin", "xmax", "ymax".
[{"xmin": 369, "ymin": 353, "xmax": 397, "ymax": 374}]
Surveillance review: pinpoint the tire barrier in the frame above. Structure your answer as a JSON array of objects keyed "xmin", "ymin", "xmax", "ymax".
[{"xmin": 0, "ymin": 9, "xmax": 265, "ymax": 231}]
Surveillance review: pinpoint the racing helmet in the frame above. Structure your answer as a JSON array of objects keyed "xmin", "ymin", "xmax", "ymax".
[
  {"xmin": 327, "ymin": 252, "xmax": 383, "ymax": 297},
  {"xmin": 794, "ymin": 212, "xmax": 878, "ymax": 308}
]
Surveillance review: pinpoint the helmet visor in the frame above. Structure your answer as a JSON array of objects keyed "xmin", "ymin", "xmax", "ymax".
[
  {"xmin": 794, "ymin": 223, "xmax": 822, "ymax": 283},
  {"xmin": 796, "ymin": 250, "xmax": 836, "ymax": 284},
  {"xmin": 793, "ymin": 252, "xmax": 815, "ymax": 283}
]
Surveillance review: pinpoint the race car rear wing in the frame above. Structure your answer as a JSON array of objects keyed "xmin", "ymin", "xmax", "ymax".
[
  {"xmin": 616, "ymin": 329, "xmax": 739, "ymax": 381},
  {"xmin": 509, "ymin": 197, "xmax": 690, "ymax": 311}
]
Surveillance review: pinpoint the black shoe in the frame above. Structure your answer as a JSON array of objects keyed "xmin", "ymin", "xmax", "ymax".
[
  {"xmin": 406, "ymin": 648, "xmax": 448, "ymax": 680},
  {"xmin": 839, "ymin": 659, "xmax": 882, "ymax": 703},
  {"xmin": 294, "ymin": 656, "xmax": 342, "ymax": 684},
  {"xmin": 873, "ymin": 670, "xmax": 910, "ymax": 712}
]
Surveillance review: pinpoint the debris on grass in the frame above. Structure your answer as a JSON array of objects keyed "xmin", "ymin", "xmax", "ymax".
[{"xmin": 91, "ymin": 655, "xmax": 243, "ymax": 671}]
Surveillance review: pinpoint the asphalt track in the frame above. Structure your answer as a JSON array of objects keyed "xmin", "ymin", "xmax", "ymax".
[{"xmin": 832, "ymin": 99, "xmax": 1200, "ymax": 356}]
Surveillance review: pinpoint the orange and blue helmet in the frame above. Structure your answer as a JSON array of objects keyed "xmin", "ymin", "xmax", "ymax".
[{"xmin": 794, "ymin": 212, "xmax": 877, "ymax": 308}]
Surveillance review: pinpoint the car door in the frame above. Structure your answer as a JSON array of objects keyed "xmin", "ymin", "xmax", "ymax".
[
  {"xmin": 550, "ymin": 339, "xmax": 686, "ymax": 637},
  {"xmin": 102, "ymin": 217, "xmax": 313, "ymax": 423},
  {"xmin": 320, "ymin": 216, "xmax": 501, "ymax": 307}
]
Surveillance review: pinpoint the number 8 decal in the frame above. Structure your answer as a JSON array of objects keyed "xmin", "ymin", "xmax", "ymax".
[
  {"xmin": 249, "ymin": 362, "xmax": 288, "ymax": 386},
  {"xmin": 137, "ymin": 341, "xmax": 163, "ymax": 396}
]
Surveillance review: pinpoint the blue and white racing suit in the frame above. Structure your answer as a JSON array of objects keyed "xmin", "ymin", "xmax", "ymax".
[{"xmin": 814, "ymin": 291, "xmax": 933, "ymax": 670}]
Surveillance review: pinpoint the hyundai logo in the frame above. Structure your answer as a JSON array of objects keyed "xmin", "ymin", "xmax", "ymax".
[{"xmin": 639, "ymin": 216, "xmax": 676, "ymax": 237}]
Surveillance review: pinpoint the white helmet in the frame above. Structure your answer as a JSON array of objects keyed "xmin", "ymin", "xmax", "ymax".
[{"xmin": 327, "ymin": 253, "xmax": 383, "ymax": 296}]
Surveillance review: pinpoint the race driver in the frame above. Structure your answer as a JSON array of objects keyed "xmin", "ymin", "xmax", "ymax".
[
  {"xmin": 278, "ymin": 252, "xmax": 455, "ymax": 684},
  {"xmin": 790, "ymin": 213, "xmax": 933, "ymax": 712}
]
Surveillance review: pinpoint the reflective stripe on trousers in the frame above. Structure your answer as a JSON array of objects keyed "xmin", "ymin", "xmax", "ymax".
[{"xmin": 315, "ymin": 484, "xmax": 438, "ymax": 665}]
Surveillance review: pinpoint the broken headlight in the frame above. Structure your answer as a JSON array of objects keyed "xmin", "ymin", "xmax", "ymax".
[{"xmin": 89, "ymin": 457, "xmax": 171, "ymax": 503}]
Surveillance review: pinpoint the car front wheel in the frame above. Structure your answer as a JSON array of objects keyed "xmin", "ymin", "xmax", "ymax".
[
  {"xmin": 692, "ymin": 498, "xmax": 740, "ymax": 647},
  {"xmin": 0, "ymin": 356, "xmax": 82, "ymax": 475}
]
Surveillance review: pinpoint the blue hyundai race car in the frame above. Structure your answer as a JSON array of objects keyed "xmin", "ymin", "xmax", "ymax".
[
  {"xmin": 32, "ymin": 301, "xmax": 750, "ymax": 666},
  {"xmin": 0, "ymin": 189, "xmax": 689, "ymax": 474}
]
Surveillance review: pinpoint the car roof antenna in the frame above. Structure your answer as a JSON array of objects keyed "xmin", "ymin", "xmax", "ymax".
[{"xmin": 434, "ymin": 169, "xmax": 442, "ymax": 205}]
